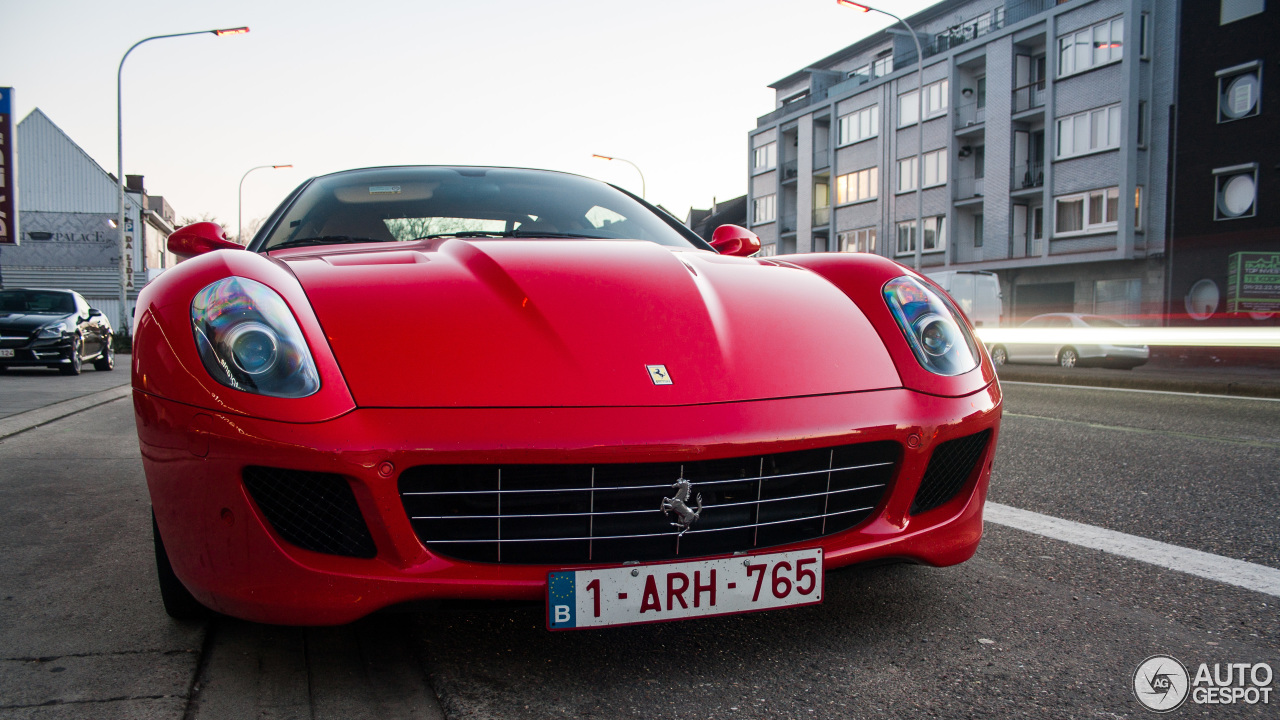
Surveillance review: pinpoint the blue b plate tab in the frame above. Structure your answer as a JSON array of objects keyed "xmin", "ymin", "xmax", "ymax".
[{"xmin": 547, "ymin": 571, "xmax": 577, "ymax": 629}]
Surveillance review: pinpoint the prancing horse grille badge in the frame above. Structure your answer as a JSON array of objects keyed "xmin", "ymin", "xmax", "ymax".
[{"xmin": 646, "ymin": 364, "xmax": 673, "ymax": 385}]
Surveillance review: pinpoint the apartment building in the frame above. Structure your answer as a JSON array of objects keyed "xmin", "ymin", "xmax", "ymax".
[{"xmin": 748, "ymin": 0, "xmax": 1174, "ymax": 323}]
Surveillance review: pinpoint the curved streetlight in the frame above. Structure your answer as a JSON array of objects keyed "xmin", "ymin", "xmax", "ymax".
[
  {"xmin": 836, "ymin": 2, "xmax": 924, "ymax": 268},
  {"xmin": 239, "ymin": 164, "xmax": 292, "ymax": 243},
  {"xmin": 117, "ymin": 26, "xmax": 249, "ymax": 333},
  {"xmin": 592, "ymin": 154, "xmax": 646, "ymax": 199}
]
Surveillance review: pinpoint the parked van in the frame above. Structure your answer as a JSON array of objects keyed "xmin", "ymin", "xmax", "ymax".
[{"xmin": 925, "ymin": 270, "xmax": 1003, "ymax": 327}]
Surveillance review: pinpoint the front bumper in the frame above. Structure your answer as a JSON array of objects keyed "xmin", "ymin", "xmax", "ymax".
[
  {"xmin": 0, "ymin": 337, "xmax": 74, "ymax": 367},
  {"xmin": 136, "ymin": 383, "xmax": 1001, "ymax": 625}
]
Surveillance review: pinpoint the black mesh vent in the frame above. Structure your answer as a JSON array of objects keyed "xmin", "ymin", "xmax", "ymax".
[
  {"xmin": 910, "ymin": 430, "xmax": 991, "ymax": 515},
  {"xmin": 400, "ymin": 441, "xmax": 900, "ymax": 565},
  {"xmin": 242, "ymin": 466, "xmax": 377, "ymax": 558}
]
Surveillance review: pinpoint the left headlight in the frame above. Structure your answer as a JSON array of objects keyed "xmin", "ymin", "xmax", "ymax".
[
  {"xmin": 883, "ymin": 276, "xmax": 980, "ymax": 377},
  {"xmin": 36, "ymin": 324, "xmax": 65, "ymax": 339},
  {"xmin": 191, "ymin": 276, "xmax": 321, "ymax": 398}
]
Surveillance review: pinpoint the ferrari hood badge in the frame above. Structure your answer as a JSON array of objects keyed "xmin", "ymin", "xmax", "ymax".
[
  {"xmin": 661, "ymin": 478, "xmax": 703, "ymax": 535},
  {"xmin": 646, "ymin": 364, "xmax": 673, "ymax": 385}
]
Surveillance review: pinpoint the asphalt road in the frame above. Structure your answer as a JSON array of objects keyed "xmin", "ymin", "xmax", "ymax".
[{"xmin": 0, "ymin": 382, "xmax": 1276, "ymax": 719}]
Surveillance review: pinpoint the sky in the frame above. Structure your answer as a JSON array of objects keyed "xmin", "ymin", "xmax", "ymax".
[{"xmin": 2, "ymin": 0, "xmax": 933, "ymax": 237}]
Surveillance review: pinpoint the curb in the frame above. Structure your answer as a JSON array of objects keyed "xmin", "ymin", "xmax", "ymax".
[
  {"xmin": 994, "ymin": 368, "xmax": 1280, "ymax": 399},
  {"xmin": 0, "ymin": 384, "xmax": 133, "ymax": 440}
]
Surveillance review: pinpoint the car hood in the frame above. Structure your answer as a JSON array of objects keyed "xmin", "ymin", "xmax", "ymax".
[
  {"xmin": 0, "ymin": 313, "xmax": 69, "ymax": 334},
  {"xmin": 278, "ymin": 240, "xmax": 901, "ymax": 408}
]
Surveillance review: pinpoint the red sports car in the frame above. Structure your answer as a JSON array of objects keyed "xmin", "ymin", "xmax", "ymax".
[{"xmin": 133, "ymin": 166, "xmax": 1001, "ymax": 627}]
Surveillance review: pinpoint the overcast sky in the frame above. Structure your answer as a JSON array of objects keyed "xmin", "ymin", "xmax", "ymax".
[{"xmin": 3, "ymin": 0, "xmax": 932, "ymax": 234}]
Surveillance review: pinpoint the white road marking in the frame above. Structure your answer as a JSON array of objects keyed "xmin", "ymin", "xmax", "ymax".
[
  {"xmin": 999, "ymin": 380, "xmax": 1280, "ymax": 403},
  {"xmin": 985, "ymin": 502, "xmax": 1280, "ymax": 598}
]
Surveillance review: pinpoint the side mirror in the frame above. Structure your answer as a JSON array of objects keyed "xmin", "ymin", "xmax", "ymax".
[
  {"xmin": 709, "ymin": 225, "xmax": 762, "ymax": 258},
  {"xmin": 88, "ymin": 308, "xmax": 102, "ymax": 318},
  {"xmin": 168, "ymin": 222, "xmax": 244, "ymax": 259}
]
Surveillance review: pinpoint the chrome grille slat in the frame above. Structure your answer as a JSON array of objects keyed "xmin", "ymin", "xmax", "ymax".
[
  {"xmin": 400, "ymin": 460, "xmax": 895, "ymax": 497},
  {"xmin": 398, "ymin": 441, "xmax": 900, "ymax": 565},
  {"xmin": 410, "ymin": 483, "xmax": 888, "ymax": 520}
]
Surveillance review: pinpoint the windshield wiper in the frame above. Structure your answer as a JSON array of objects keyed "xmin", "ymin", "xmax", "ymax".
[{"xmin": 267, "ymin": 236, "xmax": 393, "ymax": 251}]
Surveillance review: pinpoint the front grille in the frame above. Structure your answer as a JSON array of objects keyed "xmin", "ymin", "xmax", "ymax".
[
  {"xmin": 242, "ymin": 466, "xmax": 377, "ymax": 558},
  {"xmin": 909, "ymin": 430, "xmax": 992, "ymax": 515},
  {"xmin": 399, "ymin": 441, "xmax": 899, "ymax": 565}
]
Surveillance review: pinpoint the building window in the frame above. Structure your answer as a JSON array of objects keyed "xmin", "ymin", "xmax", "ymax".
[
  {"xmin": 836, "ymin": 166, "xmax": 879, "ymax": 204},
  {"xmin": 753, "ymin": 142, "xmax": 777, "ymax": 171},
  {"xmin": 753, "ymin": 194, "xmax": 777, "ymax": 224},
  {"xmin": 974, "ymin": 145, "xmax": 986, "ymax": 179},
  {"xmin": 758, "ymin": 243, "xmax": 777, "ymax": 257},
  {"xmin": 873, "ymin": 52, "xmax": 893, "ymax": 77},
  {"xmin": 1134, "ymin": 186, "xmax": 1143, "ymax": 230},
  {"xmin": 1221, "ymin": 0, "xmax": 1266, "ymax": 25},
  {"xmin": 1032, "ymin": 206, "xmax": 1044, "ymax": 241},
  {"xmin": 895, "ymin": 216, "xmax": 946, "ymax": 255},
  {"xmin": 976, "ymin": 76, "xmax": 987, "ymax": 110},
  {"xmin": 1094, "ymin": 278, "xmax": 1142, "ymax": 317},
  {"xmin": 837, "ymin": 105, "xmax": 879, "ymax": 145},
  {"xmin": 900, "ymin": 80, "xmax": 948, "ymax": 127},
  {"xmin": 1139, "ymin": 13, "xmax": 1150, "ymax": 59},
  {"xmin": 782, "ymin": 90, "xmax": 809, "ymax": 107},
  {"xmin": 1058, "ymin": 17, "xmax": 1123, "ymax": 78},
  {"xmin": 1054, "ymin": 188, "xmax": 1119, "ymax": 236},
  {"xmin": 1056, "ymin": 104, "xmax": 1122, "ymax": 158},
  {"xmin": 974, "ymin": 214, "xmax": 984, "ymax": 247},
  {"xmin": 1214, "ymin": 164, "xmax": 1258, "ymax": 220},
  {"xmin": 1137, "ymin": 102, "xmax": 1147, "ymax": 147},
  {"xmin": 922, "ymin": 149, "xmax": 948, "ymax": 187},
  {"xmin": 1217, "ymin": 62, "xmax": 1262, "ymax": 122},
  {"xmin": 838, "ymin": 227, "xmax": 877, "ymax": 253},
  {"xmin": 897, "ymin": 157, "xmax": 918, "ymax": 193}
]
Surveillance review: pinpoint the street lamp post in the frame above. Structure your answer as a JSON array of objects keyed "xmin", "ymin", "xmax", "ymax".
[
  {"xmin": 116, "ymin": 26, "xmax": 249, "ymax": 335},
  {"xmin": 837, "ymin": 2, "xmax": 924, "ymax": 269},
  {"xmin": 591, "ymin": 154, "xmax": 646, "ymax": 199},
  {"xmin": 239, "ymin": 164, "xmax": 292, "ymax": 243}
]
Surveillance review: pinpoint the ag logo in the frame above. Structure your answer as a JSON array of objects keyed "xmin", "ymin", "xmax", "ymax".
[{"xmin": 1134, "ymin": 655, "xmax": 1190, "ymax": 712}]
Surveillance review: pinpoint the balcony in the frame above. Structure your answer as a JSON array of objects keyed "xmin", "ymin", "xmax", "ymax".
[
  {"xmin": 813, "ymin": 206, "xmax": 830, "ymax": 227},
  {"xmin": 929, "ymin": 7, "xmax": 1005, "ymax": 55},
  {"xmin": 814, "ymin": 151, "xmax": 830, "ymax": 171},
  {"xmin": 954, "ymin": 174, "xmax": 985, "ymax": 203},
  {"xmin": 781, "ymin": 215, "xmax": 798, "ymax": 234},
  {"xmin": 1012, "ymin": 161, "xmax": 1044, "ymax": 192},
  {"xmin": 1012, "ymin": 81, "xmax": 1046, "ymax": 114}
]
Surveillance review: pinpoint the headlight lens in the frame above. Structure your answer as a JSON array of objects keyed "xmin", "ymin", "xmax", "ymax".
[
  {"xmin": 883, "ymin": 276, "xmax": 980, "ymax": 376},
  {"xmin": 36, "ymin": 324, "xmax": 64, "ymax": 339},
  {"xmin": 191, "ymin": 277, "xmax": 320, "ymax": 398}
]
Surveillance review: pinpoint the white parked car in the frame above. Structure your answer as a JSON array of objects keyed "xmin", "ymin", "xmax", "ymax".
[{"xmin": 988, "ymin": 313, "xmax": 1150, "ymax": 369}]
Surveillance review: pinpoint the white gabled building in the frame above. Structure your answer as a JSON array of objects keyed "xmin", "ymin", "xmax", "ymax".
[{"xmin": 0, "ymin": 108, "xmax": 178, "ymax": 327}]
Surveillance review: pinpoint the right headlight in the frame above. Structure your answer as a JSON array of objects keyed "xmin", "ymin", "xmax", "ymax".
[
  {"xmin": 36, "ymin": 324, "xmax": 64, "ymax": 339},
  {"xmin": 883, "ymin": 276, "xmax": 980, "ymax": 376},
  {"xmin": 190, "ymin": 276, "xmax": 320, "ymax": 398}
]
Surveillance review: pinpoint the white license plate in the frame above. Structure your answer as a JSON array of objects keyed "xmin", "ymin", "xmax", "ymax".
[
  {"xmin": 0, "ymin": 349, "xmax": 13, "ymax": 358},
  {"xmin": 547, "ymin": 548, "xmax": 822, "ymax": 630}
]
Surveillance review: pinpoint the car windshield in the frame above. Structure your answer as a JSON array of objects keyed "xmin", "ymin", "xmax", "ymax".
[
  {"xmin": 254, "ymin": 167, "xmax": 708, "ymax": 252},
  {"xmin": 0, "ymin": 290, "xmax": 75, "ymax": 314}
]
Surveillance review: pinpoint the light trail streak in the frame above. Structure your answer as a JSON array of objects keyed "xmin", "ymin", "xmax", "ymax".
[{"xmin": 975, "ymin": 327, "xmax": 1280, "ymax": 347}]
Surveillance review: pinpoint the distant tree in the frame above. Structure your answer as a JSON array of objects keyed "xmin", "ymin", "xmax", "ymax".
[{"xmin": 178, "ymin": 212, "xmax": 221, "ymax": 228}]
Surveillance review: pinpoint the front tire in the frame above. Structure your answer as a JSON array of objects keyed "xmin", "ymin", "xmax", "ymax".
[
  {"xmin": 58, "ymin": 337, "xmax": 82, "ymax": 376},
  {"xmin": 990, "ymin": 345, "xmax": 1008, "ymax": 366},
  {"xmin": 1058, "ymin": 347, "xmax": 1078, "ymax": 368},
  {"xmin": 93, "ymin": 335, "xmax": 114, "ymax": 371},
  {"xmin": 152, "ymin": 511, "xmax": 212, "ymax": 621}
]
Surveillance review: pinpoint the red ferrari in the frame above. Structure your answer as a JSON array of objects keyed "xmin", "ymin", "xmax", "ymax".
[{"xmin": 133, "ymin": 166, "xmax": 1001, "ymax": 627}]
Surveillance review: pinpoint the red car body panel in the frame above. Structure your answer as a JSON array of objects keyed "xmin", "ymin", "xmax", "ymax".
[
  {"xmin": 132, "ymin": 173, "xmax": 1001, "ymax": 626},
  {"xmin": 136, "ymin": 381, "xmax": 999, "ymax": 626}
]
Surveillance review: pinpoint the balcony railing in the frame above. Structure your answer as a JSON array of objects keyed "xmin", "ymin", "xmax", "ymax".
[
  {"xmin": 954, "ymin": 101, "xmax": 986, "ymax": 130},
  {"xmin": 813, "ymin": 206, "xmax": 830, "ymax": 227},
  {"xmin": 1012, "ymin": 80, "xmax": 1046, "ymax": 113},
  {"xmin": 1012, "ymin": 161, "xmax": 1044, "ymax": 191},
  {"xmin": 781, "ymin": 159, "xmax": 799, "ymax": 182},
  {"xmin": 954, "ymin": 174, "xmax": 985, "ymax": 201},
  {"xmin": 814, "ymin": 151, "xmax": 830, "ymax": 171},
  {"xmin": 781, "ymin": 215, "xmax": 797, "ymax": 233}
]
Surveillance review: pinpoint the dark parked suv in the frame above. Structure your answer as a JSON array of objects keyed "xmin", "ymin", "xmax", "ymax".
[{"xmin": 0, "ymin": 288, "xmax": 114, "ymax": 375}]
